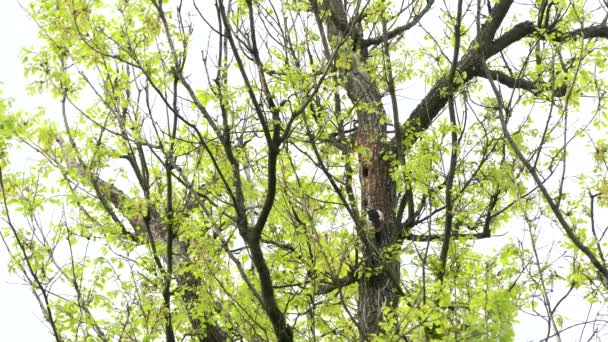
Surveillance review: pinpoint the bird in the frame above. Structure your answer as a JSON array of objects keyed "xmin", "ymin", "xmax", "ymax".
[
  {"xmin": 365, "ymin": 207, "xmax": 384, "ymax": 230},
  {"xmin": 366, "ymin": 207, "xmax": 384, "ymax": 244}
]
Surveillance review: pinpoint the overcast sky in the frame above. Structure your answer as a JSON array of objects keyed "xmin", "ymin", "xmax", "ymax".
[{"xmin": 0, "ymin": 1, "xmax": 55, "ymax": 340}]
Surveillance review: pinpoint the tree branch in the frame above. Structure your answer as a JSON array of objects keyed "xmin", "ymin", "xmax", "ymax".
[
  {"xmin": 404, "ymin": 231, "xmax": 491, "ymax": 242},
  {"xmin": 560, "ymin": 24, "xmax": 608, "ymax": 41},
  {"xmin": 317, "ymin": 269, "xmax": 357, "ymax": 295},
  {"xmin": 470, "ymin": 68, "xmax": 568, "ymax": 96},
  {"xmin": 362, "ymin": 0, "xmax": 434, "ymax": 47},
  {"xmin": 402, "ymin": 18, "xmax": 608, "ymax": 151},
  {"xmin": 478, "ymin": 42, "xmax": 608, "ymax": 284}
]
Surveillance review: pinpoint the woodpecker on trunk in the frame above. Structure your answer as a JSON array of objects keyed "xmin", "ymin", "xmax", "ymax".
[
  {"xmin": 365, "ymin": 207, "xmax": 383, "ymax": 228},
  {"xmin": 365, "ymin": 207, "xmax": 384, "ymax": 244}
]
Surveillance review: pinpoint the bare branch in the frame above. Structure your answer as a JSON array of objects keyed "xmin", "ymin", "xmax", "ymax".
[{"xmin": 362, "ymin": 0, "xmax": 434, "ymax": 47}]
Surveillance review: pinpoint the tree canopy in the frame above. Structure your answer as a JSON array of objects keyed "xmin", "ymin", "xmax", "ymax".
[{"xmin": 1, "ymin": 0, "xmax": 608, "ymax": 340}]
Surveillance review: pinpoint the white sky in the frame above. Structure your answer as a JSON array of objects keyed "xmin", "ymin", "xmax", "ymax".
[
  {"xmin": 0, "ymin": 1, "xmax": 606, "ymax": 341},
  {"xmin": 0, "ymin": 1, "xmax": 55, "ymax": 340}
]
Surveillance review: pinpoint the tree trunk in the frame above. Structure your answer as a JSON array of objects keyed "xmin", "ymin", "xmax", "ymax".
[
  {"xmin": 319, "ymin": 0, "xmax": 401, "ymax": 338},
  {"xmin": 348, "ymin": 54, "xmax": 399, "ymax": 339}
]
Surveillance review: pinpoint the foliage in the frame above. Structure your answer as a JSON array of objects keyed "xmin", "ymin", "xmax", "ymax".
[{"xmin": 1, "ymin": 0, "xmax": 608, "ymax": 341}]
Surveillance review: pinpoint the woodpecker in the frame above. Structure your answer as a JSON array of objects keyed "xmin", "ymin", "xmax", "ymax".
[{"xmin": 365, "ymin": 207, "xmax": 384, "ymax": 231}]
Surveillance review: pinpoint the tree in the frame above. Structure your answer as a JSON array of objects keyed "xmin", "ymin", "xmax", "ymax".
[{"xmin": 1, "ymin": 0, "xmax": 608, "ymax": 340}]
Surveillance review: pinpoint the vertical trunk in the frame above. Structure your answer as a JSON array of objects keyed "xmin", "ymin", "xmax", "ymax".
[
  {"xmin": 319, "ymin": 1, "xmax": 400, "ymax": 338},
  {"xmin": 348, "ymin": 56, "xmax": 399, "ymax": 339}
]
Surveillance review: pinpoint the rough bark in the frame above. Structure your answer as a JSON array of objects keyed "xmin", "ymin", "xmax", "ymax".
[
  {"xmin": 348, "ymin": 54, "xmax": 400, "ymax": 338},
  {"xmin": 319, "ymin": 1, "xmax": 400, "ymax": 338}
]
